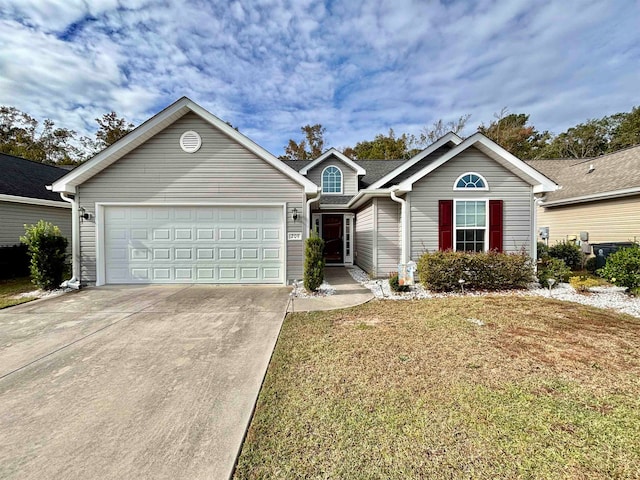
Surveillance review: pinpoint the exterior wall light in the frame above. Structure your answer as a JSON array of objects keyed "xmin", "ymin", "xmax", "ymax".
[{"xmin": 292, "ymin": 208, "xmax": 299, "ymax": 222}]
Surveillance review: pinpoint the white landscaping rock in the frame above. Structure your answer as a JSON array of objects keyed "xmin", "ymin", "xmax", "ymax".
[
  {"xmin": 292, "ymin": 281, "xmax": 336, "ymax": 298},
  {"xmin": 346, "ymin": 266, "xmax": 640, "ymax": 318}
]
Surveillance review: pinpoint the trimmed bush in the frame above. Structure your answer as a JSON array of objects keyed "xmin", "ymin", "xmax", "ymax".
[
  {"xmin": 417, "ymin": 250, "xmax": 534, "ymax": 292},
  {"xmin": 0, "ymin": 244, "xmax": 30, "ymax": 279},
  {"xmin": 389, "ymin": 272, "xmax": 410, "ymax": 293},
  {"xmin": 537, "ymin": 241, "xmax": 549, "ymax": 260},
  {"xmin": 597, "ymin": 245, "xmax": 640, "ymax": 292},
  {"xmin": 303, "ymin": 234, "xmax": 325, "ymax": 292},
  {"xmin": 548, "ymin": 241, "xmax": 583, "ymax": 270},
  {"xmin": 537, "ymin": 257, "xmax": 571, "ymax": 288},
  {"xmin": 20, "ymin": 221, "xmax": 68, "ymax": 290},
  {"xmin": 585, "ymin": 256, "xmax": 597, "ymax": 274}
]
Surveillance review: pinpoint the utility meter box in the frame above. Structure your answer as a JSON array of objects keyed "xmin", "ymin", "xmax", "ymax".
[{"xmin": 539, "ymin": 227, "xmax": 549, "ymax": 240}]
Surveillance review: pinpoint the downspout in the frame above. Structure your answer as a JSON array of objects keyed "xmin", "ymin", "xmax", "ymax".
[
  {"xmin": 532, "ymin": 193, "xmax": 547, "ymax": 266},
  {"xmin": 306, "ymin": 189, "xmax": 322, "ymax": 234},
  {"xmin": 59, "ymin": 192, "xmax": 81, "ymax": 289},
  {"xmin": 390, "ymin": 190, "xmax": 408, "ymax": 264}
]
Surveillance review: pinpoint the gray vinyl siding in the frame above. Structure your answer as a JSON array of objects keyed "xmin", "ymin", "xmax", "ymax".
[
  {"xmin": 306, "ymin": 157, "xmax": 358, "ymax": 195},
  {"xmin": 0, "ymin": 201, "xmax": 71, "ymax": 247},
  {"xmin": 375, "ymin": 197, "xmax": 400, "ymax": 275},
  {"xmin": 355, "ymin": 201, "xmax": 374, "ymax": 275},
  {"xmin": 77, "ymin": 112, "xmax": 305, "ymax": 284},
  {"xmin": 409, "ymin": 146, "xmax": 533, "ymax": 260}
]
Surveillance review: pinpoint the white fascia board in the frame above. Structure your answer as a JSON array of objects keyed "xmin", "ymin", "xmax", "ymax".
[
  {"xmin": 397, "ymin": 133, "xmax": 559, "ymax": 193},
  {"xmin": 52, "ymin": 97, "xmax": 319, "ymax": 195},
  {"xmin": 366, "ymin": 132, "xmax": 463, "ymax": 190},
  {"xmin": 347, "ymin": 189, "xmax": 394, "ymax": 209},
  {"xmin": 299, "ymin": 148, "xmax": 366, "ymax": 175},
  {"xmin": 0, "ymin": 193, "xmax": 71, "ymax": 208},
  {"xmin": 541, "ymin": 186, "xmax": 640, "ymax": 207}
]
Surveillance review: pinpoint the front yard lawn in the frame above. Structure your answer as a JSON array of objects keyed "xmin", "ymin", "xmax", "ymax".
[
  {"xmin": 0, "ymin": 277, "xmax": 38, "ymax": 309},
  {"xmin": 235, "ymin": 297, "xmax": 640, "ymax": 479}
]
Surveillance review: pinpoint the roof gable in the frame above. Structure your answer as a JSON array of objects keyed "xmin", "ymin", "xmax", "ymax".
[
  {"xmin": 396, "ymin": 133, "xmax": 558, "ymax": 194},
  {"xmin": 299, "ymin": 148, "xmax": 366, "ymax": 175},
  {"xmin": 367, "ymin": 132, "xmax": 463, "ymax": 189},
  {"xmin": 52, "ymin": 97, "xmax": 318, "ymax": 194}
]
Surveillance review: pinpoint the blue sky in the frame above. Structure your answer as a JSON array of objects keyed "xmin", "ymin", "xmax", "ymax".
[{"xmin": 1, "ymin": 0, "xmax": 639, "ymax": 155}]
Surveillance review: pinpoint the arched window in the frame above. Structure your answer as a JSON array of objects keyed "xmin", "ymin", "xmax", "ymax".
[
  {"xmin": 454, "ymin": 172, "xmax": 488, "ymax": 190},
  {"xmin": 322, "ymin": 166, "xmax": 343, "ymax": 193}
]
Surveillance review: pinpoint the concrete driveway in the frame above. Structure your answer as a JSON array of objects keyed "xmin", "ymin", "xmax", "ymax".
[{"xmin": 0, "ymin": 284, "xmax": 290, "ymax": 480}]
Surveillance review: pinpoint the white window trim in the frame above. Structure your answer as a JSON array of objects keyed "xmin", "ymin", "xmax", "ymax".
[
  {"xmin": 453, "ymin": 172, "xmax": 489, "ymax": 191},
  {"xmin": 321, "ymin": 165, "xmax": 343, "ymax": 195},
  {"xmin": 453, "ymin": 199, "xmax": 489, "ymax": 252}
]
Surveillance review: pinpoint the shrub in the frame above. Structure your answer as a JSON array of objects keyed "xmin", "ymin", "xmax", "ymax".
[
  {"xmin": 548, "ymin": 241, "xmax": 583, "ymax": 270},
  {"xmin": 20, "ymin": 221, "xmax": 68, "ymax": 290},
  {"xmin": 537, "ymin": 241, "xmax": 549, "ymax": 260},
  {"xmin": 388, "ymin": 272, "xmax": 410, "ymax": 293},
  {"xmin": 537, "ymin": 258, "xmax": 571, "ymax": 288},
  {"xmin": 597, "ymin": 245, "xmax": 640, "ymax": 292},
  {"xmin": 585, "ymin": 256, "xmax": 597, "ymax": 274},
  {"xmin": 569, "ymin": 275, "xmax": 607, "ymax": 293},
  {"xmin": 417, "ymin": 250, "xmax": 534, "ymax": 292},
  {"xmin": 303, "ymin": 233, "xmax": 325, "ymax": 292}
]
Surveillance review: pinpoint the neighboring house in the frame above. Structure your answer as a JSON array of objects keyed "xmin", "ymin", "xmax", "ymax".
[
  {"xmin": 0, "ymin": 153, "xmax": 72, "ymax": 247},
  {"xmin": 51, "ymin": 97, "xmax": 557, "ymax": 287},
  {"xmin": 527, "ymin": 145, "xmax": 640, "ymax": 246}
]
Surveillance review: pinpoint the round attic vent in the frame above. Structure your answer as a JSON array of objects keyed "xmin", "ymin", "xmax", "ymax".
[{"xmin": 179, "ymin": 130, "xmax": 202, "ymax": 153}]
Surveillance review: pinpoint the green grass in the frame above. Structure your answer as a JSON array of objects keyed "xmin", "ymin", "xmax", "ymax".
[
  {"xmin": 234, "ymin": 297, "xmax": 640, "ymax": 479},
  {"xmin": 0, "ymin": 277, "xmax": 38, "ymax": 309}
]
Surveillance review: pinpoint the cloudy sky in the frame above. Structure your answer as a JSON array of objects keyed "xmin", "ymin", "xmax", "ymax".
[{"xmin": 1, "ymin": 0, "xmax": 639, "ymax": 155}]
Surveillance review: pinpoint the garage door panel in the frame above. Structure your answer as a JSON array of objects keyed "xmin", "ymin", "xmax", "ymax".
[{"xmin": 104, "ymin": 206, "xmax": 284, "ymax": 284}]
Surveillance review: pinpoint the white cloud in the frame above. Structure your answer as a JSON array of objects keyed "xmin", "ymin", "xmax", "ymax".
[{"xmin": 0, "ymin": 0, "xmax": 638, "ymax": 155}]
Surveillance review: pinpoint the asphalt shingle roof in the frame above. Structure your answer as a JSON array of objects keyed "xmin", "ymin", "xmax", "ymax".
[
  {"xmin": 281, "ymin": 158, "xmax": 408, "ymax": 187},
  {"xmin": 0, "ymin": 153, "xmax": 69, "ymax": 202},
  {"xmin": 319, "ymin": 195, "xmax": 354, "ymax": 205},
  {"xmin": 525, "ymin": 144, "xmax": 640, "ymax": 204}
]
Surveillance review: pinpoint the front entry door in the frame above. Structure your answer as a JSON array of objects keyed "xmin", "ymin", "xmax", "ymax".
[{"xmin": 322, "ymin": 214, "xmax": 344, "ymax": 264}]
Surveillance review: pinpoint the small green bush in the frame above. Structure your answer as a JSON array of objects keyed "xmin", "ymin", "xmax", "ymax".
[
  {"xmin": 303, "ymin": 233, "xmax": 325, "ymax": 292},
  {"xmin": 597, "ymin": 245, "xmax": 640, "ymax": 292},
  {"xmin": 537, "ymin": 241, "xmax": 549, "ymax": 260},
  {"xmin": 20, "ymin": 221, "xmax": 68, "ymax": 290},
  {"xmin": 548, "ymin": 241, "xmax": 583, "ymax": 270},
  {"xmin": 389, "ymin": 272, "xmax": 410, "ymax": 293},
  {"xmin": 569, "ymin": 275, "xmax": 607, "ymax": 292},
  {"xmin": 417, "ymin": 250, "xmax": 534, "ymax": 292},
  {"xmin": 537, "ymin": 258, "xmax": 571, "ymax": 288},
  {"xmin": 585, "ymin": 256, "xmax": 597, "ymax": 274}
]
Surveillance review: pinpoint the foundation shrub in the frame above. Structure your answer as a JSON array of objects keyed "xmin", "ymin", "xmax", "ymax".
[
  {"xmin": 303, "ymin": 234, "xmax": 325, "ymax": 292},
  {"xmin": 598, "ymin": 245, "xmax": 640, "ymax": 292},
  {"xmin": 537, "ymin": 257, "xmax": 571, "ymax": 288},
  {"xmin": 388, "ymin": 272, "xmax": 410, "ymax": 293},
  {"xmin": 549, "ymin": 241, "xmax": 583, "ymax": 270},
  {"xmin": 417, "ymin": 250, "xmax": 534, "ymax": 292},
  {"xmin": 20, "ymin": 221, "xmax": 68, "ymax": 290}
]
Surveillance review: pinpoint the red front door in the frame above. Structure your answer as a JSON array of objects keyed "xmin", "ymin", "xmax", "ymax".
[{"xmin": 322, "ymin": 214, "xmax": 343, "ymax": 264}]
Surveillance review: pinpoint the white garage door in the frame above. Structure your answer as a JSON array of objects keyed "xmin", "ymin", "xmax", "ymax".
[{"xmin": 103, "ymin": 206, "xmax": 284, "ymax": 284}]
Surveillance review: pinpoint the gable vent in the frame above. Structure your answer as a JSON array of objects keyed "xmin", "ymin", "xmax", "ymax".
[{"xmin": 180, "ymin": 130, "xmax": 202, "ymax": 153}]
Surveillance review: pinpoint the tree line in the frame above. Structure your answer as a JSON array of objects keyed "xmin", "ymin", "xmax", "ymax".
[
  {"xmin": 0, "ymin": 106, "xmax": 133, "ymax": 165},
  {"xmin": 2, "ymin": 103, "xmax": 639, "ymax": 166},
  {"xmin": 281, "ymin": 106, "xmax": 640, "ymax": 161}
]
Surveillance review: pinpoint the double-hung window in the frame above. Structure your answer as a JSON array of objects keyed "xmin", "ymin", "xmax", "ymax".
[{"xmin": 455, "ymin": 200, "xmax": 487, "ymax": 252}]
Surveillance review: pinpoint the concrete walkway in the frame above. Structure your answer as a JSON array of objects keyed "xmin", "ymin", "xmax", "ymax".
[{"xmin": 291, "ymin": 267, "xmax": 374, "ymax": 312}]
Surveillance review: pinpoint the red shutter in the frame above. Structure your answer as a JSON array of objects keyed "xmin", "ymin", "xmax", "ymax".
[
  {"xmin": 489, "ymin": 200, "xmax": 503, "ymax": 252},
  {"xmin": 438, "ymin": 200, "xmax": 453, "ymax": 251}
]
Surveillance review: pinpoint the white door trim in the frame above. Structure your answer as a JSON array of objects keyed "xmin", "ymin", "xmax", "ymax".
[{"xmin": 95, "ymin": 202, "xmax": 288, "ymax": 286}]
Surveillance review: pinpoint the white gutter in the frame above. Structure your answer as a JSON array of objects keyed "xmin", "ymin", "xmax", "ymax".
[
  {"xmin": 59, "ymin": 193, "xmax": 81, "ymax": 289},
  {"xmin": 540, "ymin": 186, "xmax": 640, "ymax": 207},
  {"xmin": 0, "ymin": 193, "xmax": 71, "ymax": 208},
  {"xmin": 306, "ymin": 190, "xmax": 322, "ymax": 233},
  {"xmin": 390, "ymin": 190, "xmax": 408, "ymax": 264}
]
